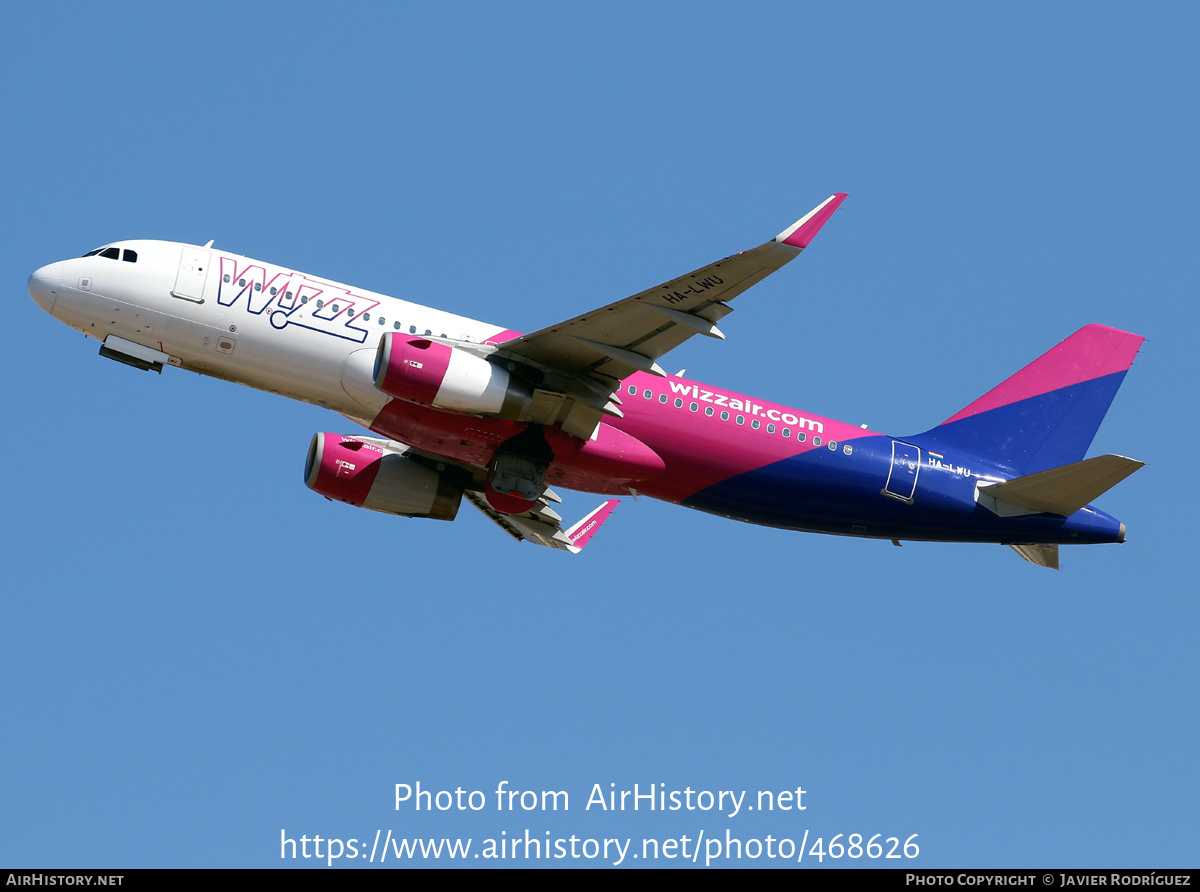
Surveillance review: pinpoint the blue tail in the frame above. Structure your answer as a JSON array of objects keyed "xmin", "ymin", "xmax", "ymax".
[{"xmin": 908, "ymin": 325, "xmax": 1144, "ymax": 474}]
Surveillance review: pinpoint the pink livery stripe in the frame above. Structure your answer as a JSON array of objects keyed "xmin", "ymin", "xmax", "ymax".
[
  {"xmin": 941, "ymin": 325, "xmax": 1144, "ymax": 426},
  {"xmin": 777, "ymin": 193, "xmax": 848, "ymax": 249}
]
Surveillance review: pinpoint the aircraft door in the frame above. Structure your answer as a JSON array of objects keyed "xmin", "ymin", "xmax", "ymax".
[
  {"xmin": 173, "ymin": 247, "xmax": 210, "ymax": 302},
  {"xmin": 883, "ymin": 440, "xmax": 921, "ymax": 502}
]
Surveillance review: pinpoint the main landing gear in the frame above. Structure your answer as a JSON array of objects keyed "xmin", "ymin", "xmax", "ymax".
[{"xmin": 484, "ymin": 424, "xmax": 555, "ymax": 514}]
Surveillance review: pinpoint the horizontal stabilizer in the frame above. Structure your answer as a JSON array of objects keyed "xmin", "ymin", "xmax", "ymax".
[
  {"xmin": 980, "ymin": 454, "xmax": 1143, "ymax": 516},
  {"xmin": 1009, "ymin": 543, "xmax": 1060, "ymax": 570}
]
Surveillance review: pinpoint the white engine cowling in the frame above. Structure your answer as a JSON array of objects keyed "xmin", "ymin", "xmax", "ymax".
[
  {"xmin": 304, "ymin": 433, "xmax": 461, "ymax": 520},
  {"xmin": 373, "ymin": 333, "xmax": 531, "ymax": 417}
]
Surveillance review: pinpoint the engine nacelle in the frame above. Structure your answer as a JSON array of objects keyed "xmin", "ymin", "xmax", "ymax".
[
  {"xmin": 304, "ymin": 433, "xmax": 462, "ymax": 520},
  {"xmin": 374, "ymin": 334, "xmax": 531, "ymax": 418}
]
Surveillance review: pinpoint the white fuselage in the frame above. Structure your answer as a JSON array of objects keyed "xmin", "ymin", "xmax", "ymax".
[{"xmin": 29, "ymin": 239, "xmax": 509, "ymax": 424}]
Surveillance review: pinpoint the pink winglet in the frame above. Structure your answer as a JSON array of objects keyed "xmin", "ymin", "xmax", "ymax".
[
  {"xmin": 942, "ymin": 324, "xmax": 1145, "ymax": 425},
  {"xmin": 566, "ymin": 499, "xmax": 619, "ymax": 552},
  {"xmin": 776, "ymin": 193, "xmax": 848, "ymax": 248}
]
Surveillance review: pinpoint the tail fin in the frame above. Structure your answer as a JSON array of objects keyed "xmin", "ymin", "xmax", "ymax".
[{"xmin": 912, "ymin": 325, "xmax": 1144, "ymax": 474}]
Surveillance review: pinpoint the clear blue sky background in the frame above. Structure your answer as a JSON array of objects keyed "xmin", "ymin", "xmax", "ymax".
[{"xmin": 2, "ymin": 2, "xmax": 1196, "ymax": 868}]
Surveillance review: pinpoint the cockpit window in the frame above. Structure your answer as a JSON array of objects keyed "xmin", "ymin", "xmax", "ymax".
[{"xmin": 82, "ymin": 245, "xmax": 135, "ymax": 260}]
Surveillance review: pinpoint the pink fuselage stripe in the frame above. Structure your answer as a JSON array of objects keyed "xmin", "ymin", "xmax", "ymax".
[{"xmin": 369, "ymin": 370, "xmax": 878, "ymax": 503}]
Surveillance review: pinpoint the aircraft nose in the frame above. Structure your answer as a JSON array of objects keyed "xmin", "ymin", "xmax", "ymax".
[{"xmin": 28, "ymin": 262, "xmax": 64, "ymax": 314}]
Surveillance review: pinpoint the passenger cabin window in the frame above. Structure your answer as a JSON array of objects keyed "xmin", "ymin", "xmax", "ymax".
[{"xmin": 122, "ymin": 249, "xmax": 137, "ymax": 263}]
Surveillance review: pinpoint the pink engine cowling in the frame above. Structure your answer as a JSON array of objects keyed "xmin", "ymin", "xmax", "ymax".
[
  {"xmin": 304, "ymin": 433, "xmax": 462, "ymax": 520},
  {"xmin": 373, "ymin": 334, "xmax": 531, "ymax": 417}
]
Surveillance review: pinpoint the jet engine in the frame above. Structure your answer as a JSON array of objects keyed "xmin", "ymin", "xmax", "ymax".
[
  {"xmin": 304, "ymin": 433, "xmax": 462, "ymax": 520},
  {"xmin": 374, "ymin": 334, "xmax": 532, "ymax": 418}
]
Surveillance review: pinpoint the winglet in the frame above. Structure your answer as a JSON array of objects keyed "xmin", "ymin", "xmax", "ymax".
[
  {"xmin": 565, "ymin": 499, "xmax": 619, "ymax": 553},
  {"xmin": 776, "ymin": 193, "xmax": 848, "ymax": 248}
]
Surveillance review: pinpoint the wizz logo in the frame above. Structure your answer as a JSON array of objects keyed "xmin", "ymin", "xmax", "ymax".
[{"xmin": 216, "ymin": 257, "xmax": 380, "ymax": 343}]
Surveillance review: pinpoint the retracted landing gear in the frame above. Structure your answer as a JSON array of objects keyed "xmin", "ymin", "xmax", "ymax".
[{"xmin": 484, "ymin": 424, "xmax": 555, "ymax": 514}]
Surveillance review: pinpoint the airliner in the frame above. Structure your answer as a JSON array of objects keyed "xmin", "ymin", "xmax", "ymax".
[{"xmin": 27, "ymin": 194, "xmax": 1144, "ymax": 567}]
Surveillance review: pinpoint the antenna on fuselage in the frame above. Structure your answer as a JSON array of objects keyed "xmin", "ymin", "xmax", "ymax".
[{"xmin": 203, "ymin": 239, "xmax": 214, "ymax": 248}]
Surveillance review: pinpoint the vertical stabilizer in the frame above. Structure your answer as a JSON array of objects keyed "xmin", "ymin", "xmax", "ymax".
[{"xmin": 912, "ymin": 325, "xmax": 1143, "ymax": 475}]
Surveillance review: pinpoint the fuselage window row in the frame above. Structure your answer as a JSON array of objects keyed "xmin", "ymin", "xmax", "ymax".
[{"xmin": 623, "ymin": 382, "xmax": 845, "ymax": 451}]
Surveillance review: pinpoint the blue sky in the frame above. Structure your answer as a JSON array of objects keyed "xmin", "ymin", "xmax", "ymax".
[{"xmin": 2, "ymin": 2, "xmax": 1197, "ymax": 868}]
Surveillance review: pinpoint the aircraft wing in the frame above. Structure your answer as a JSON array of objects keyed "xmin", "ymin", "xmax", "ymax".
[
  {"xmin": 494, "ymin": 193, "xmax": 847, "ymax": 438},
  {"xmin": 466, "ymin": 489, "xmax": 619, "ymax": 553}
]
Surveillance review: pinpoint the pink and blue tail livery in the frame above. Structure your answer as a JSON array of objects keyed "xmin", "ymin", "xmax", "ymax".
[{"xmin": 914, "ymin": 325, "xmax": 1144, "ymax": 475}]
